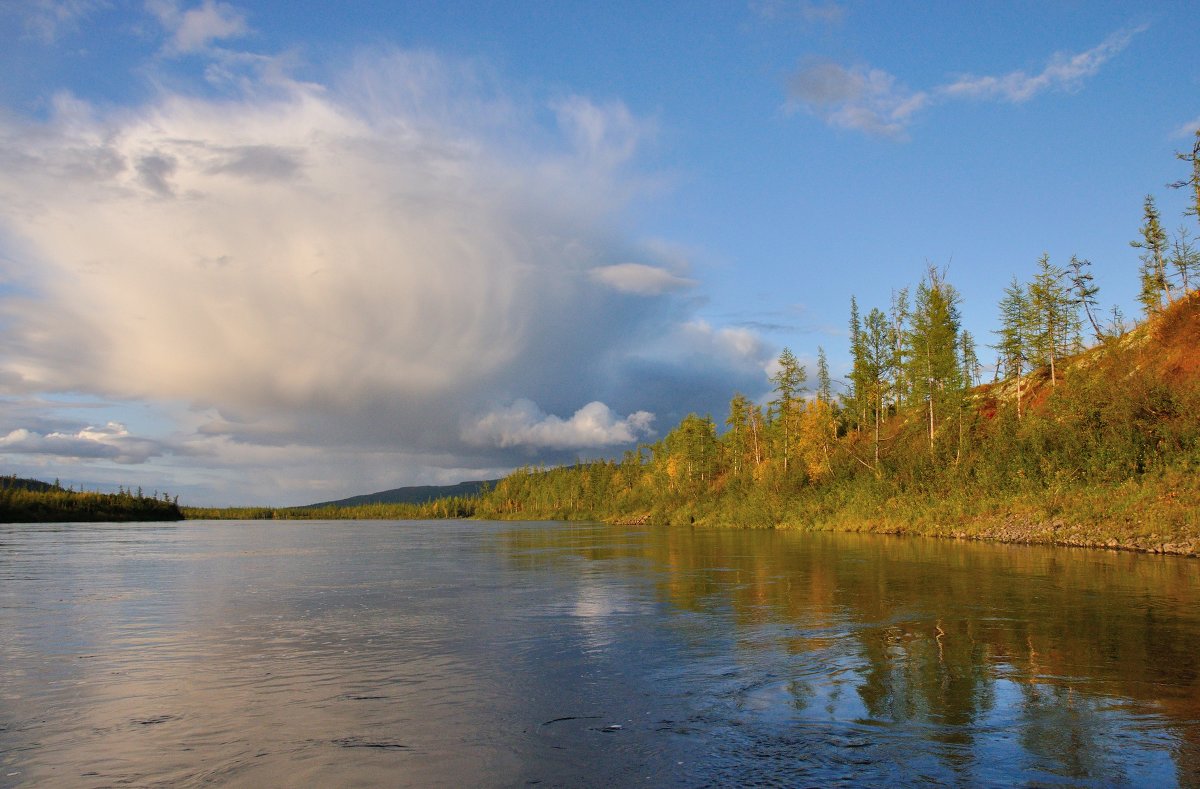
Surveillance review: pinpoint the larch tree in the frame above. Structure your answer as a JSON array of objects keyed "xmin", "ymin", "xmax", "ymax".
[
  {"xmin": 847, "ymin": 296, "xmax": 868, "ymax": 432},
  {"xmin": 1028, "ymin": 254, "xmax": 1080, "ymax": 386},
  {"xmin": 906, "ymin": 266, "xmax": 963, "ymax": 454},
  {"xmin": 769, "ymin": 348, "xmax": 806, "ymax": 474},
  {"xmin": 862, "ymin": 307, "xmax": 893, "ymax": 468},
  {"xmin": 1169, "ymin": 226, "xmax": 1198, "ymax": 295},
  {"xmin": 888, "ymin": 287, "xmax": 910, "ymax": 408},
  {"xmin": 995, "ymin": 277, "xmax": 1031, "ymax": 420},
  {"xmin": 816, "ymin": 346, "xmax": 833, "ymax": 406},
  {"xmin": 1067, "ymin": 255, "xmax": 1105, "ymax": 342},
  {"xmin": 662, "ymin": 414, "xmax": 719, "ymax": 496},
  {"xmin": 960, "ymin": 330, "xmax": 979, "ymax": 389},
  {"xmin": 957, "ymin": 329, "xmax": 980, "ymax": 463},
  {"xmin": 1132, "ymin": 195, "xmax": 1172, "ymax": 313},
  {"xmin": 724, "ymin": 393, "xmax": 763, "ymax": 475},
  {"xmin": 1170, "ymin": 128, "xmax": 1200, "ymax": 227}
]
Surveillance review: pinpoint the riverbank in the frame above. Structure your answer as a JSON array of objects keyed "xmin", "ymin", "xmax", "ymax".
[
  {"xmin": 769, "ymin": 471, "xmax": 1200, "ymax": 556},
  {"xmin": 177, "ymin": 470, "xmax": 1200, "ymax": 557}
]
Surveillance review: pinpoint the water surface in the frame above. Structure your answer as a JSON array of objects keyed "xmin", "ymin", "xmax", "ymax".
[{"xmin": 2, "ymin": 520, "xmax": 1198, "ymax": 786}]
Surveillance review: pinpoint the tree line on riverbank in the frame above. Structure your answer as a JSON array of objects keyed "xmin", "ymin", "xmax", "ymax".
[
  {"xmin": 180, "ymin": 496, "xmax": 477, "ymax": 521},
  {"xmin": 0, "ymin": 476, "xmax": 183, "ymax": 522},
  {"xmin": 469, "ymin": 132, "xmax": 1200, "ymax": 552}
]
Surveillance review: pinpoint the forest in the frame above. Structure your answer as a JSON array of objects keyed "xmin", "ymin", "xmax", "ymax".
[{"xmin": 468, "ymin": 132, "xmax": 1200, "ymax": 553}]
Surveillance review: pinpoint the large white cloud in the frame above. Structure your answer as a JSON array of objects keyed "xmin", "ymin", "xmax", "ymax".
[
  {"xmin": 0, "ymin": 70, "xmax": 618, "ymax": 407},
  {"xmin": 0, "ymin": 49, "xmax": 769, "ymax": 503}
]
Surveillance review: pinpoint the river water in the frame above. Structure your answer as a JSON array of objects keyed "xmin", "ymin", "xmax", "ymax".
[{"xmin": 1, "ymin": 520, "xmax": 1198, "ymax": 787}]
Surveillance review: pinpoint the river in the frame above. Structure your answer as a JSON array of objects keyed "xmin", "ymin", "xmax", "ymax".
[{"xmin": 1, "ymin": 519, "xmax": 1198, "ymax": 786}]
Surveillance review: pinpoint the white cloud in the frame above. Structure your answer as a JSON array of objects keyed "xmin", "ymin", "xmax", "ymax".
[
  {"xmin": 749, "ymin": 0, "xmax": 844, "ymax": 25},
  {"xmin": 938, "ymin": 26, "xmax": 1145, "ymax": 103},
  {"xmin": 147, "ymin": 0, "xmax": 248, "ymax": 54},
  {"xmin": 553, "ymin": 95, "xmax": 656, "ymax": 169},
  {"xmin": 787, "ymin": 26, "xmax": 1144, "ymax": 137},
  {"xmin": 0, "ymin": 78, "xmax": 596, "ymax": 404},
  {"xmin": 1175, "ymin": 117, "xmax": 1200, "ymax": 139},
  {"xmin": 786, "ymin": 59, "xmax": 928, "ymax": 138},
  {"xmin": 590, "ymin": 263, "xmax": 696, "ymax": 295},
  {"xmin": 678, "ymin": 320, "xmax": 769, "ymax": 366},
  {"xmin": 0, "ymin": 422, "xmax": 163, "ymax": 464},
  {"xmin": 12, "ymin": 0, "xmax": 107, "ymax": 43},
  {"xmin": 463, "ymin": 400, "xmax": 655, "ymax": 450}
]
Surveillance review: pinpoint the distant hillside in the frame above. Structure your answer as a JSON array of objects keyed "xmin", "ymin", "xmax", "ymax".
[
  {"xmin": 307, "ymin": 479, "xmax": 499, "ymax": 508},
  {"xmin": 0, "ymin": 475, "xmax": 58, "ymax": 493}
]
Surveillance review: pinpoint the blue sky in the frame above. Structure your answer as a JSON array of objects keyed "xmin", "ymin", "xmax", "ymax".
[{"xmin": 1, "ymin": 1, "xmax": 1197, "ymax": 505}]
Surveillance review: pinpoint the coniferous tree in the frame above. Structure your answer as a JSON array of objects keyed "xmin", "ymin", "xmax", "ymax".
[
  {"xmin": 769, "ymin": 348, "xmax": 806, "ymax": 474},
  {"xmin": 1170, "ymin": 128, "xmax": 1200, "ymax": 226},
  {"xmin": 724, "ymin": 393, "xmax": 763, "ymax": 475},
  {"xmin": 906, "ymin": 266, "xmax": 963, "ymax": 453},
  {"xmin": 960, "ymin": 330, "xmax": 979, "ymax": 388},
  {"xmin": 889, "ymin": 288, "xmax": 910, "ymax": 407},
  {"xmin": 797, "ymin": 399, "xmax": 837, "ymax": 482},
  {"xmin": 1168, "ymin": 226, "xmax": 1198, "ymax": 295},
  {"xmin": 996, "ymin": 277, "xmax": 1031, "ymax": 420},
  {"xmin": 1028, "ymin": 254, "xmax": 1080, "ymax": 386},
  {"xmin": 1067, "ymin": 255, "xmax": 1105, "ymax": 342},
  {"xmin": 724, "ymin": 393, "xmax": 750, "ymax": 477},
  {"xmin": 662, "ymin": 414, "xmax": 719, "ymax": 496},
  {"xmin": 847, "ymin": 296, "xmax": 868, "ymax": 432},
  {"xmin": 1132, "ymin": 195, "xmax": 1172, "ymax": 313},
  {"xmin": 1107, "ymin": 304, "xmax": 1128, "ymax": 338},
  {"xmin": 816, "ymin": 346, "xmax": 833, "ymax": 405},
  {"xmin": 863, "ymin": 307, "xmax": 893, "ymax": 468}
]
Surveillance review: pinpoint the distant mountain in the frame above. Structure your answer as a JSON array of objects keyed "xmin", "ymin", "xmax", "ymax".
[{"xmin": 307, "ymin": 479, "xmax": 499, "ymax": 508}]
